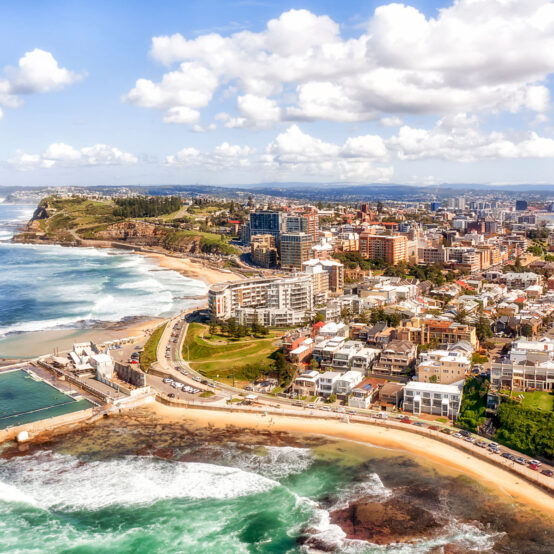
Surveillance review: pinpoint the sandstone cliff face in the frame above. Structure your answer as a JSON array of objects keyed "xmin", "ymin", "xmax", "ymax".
[{"xmin": 94, "ymin": 221, "xmax": 165, "ymax": 243}]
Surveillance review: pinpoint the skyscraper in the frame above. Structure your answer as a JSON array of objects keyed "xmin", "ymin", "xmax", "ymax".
[{"xmin": 280, "ymin": 232, "xmax": 313, "ymax": 270}]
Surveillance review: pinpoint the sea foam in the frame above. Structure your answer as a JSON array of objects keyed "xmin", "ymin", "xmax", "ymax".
[{"xmin": 0, "ymin": 453, "xmax": 280, "ymax": 511}]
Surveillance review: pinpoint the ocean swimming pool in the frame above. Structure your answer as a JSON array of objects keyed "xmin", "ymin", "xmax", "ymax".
[{"xmin": 0, "ymin": 369, "xmax": 93, "ymax": 429}]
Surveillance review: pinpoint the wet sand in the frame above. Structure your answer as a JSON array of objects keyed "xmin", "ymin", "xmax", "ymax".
[
  {"xmin": 150, "ymin": 404, "xmax": 554, "ymax": 516},
  {"xmin": 0, "ymin": 318, "xmax": 161, "ymax": 359}
]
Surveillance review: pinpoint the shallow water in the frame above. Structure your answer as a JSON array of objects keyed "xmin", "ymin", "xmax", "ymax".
[{"xmin": 0, "ymin": 411, "xmax": 552, "ymax": 553}]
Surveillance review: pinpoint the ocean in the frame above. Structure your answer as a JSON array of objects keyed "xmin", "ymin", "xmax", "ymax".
[
  {"xmin": 0, "ymin": 411, "xmax": 552, "ymax": 553},
  {"xmin": 0, "ymin": 202, "xmax": 207, "ymax": 340}
]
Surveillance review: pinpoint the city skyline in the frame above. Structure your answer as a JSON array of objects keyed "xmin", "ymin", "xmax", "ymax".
[{"xmin": 2, "ymin": 0, "xmax": 554, "ymax": 187}]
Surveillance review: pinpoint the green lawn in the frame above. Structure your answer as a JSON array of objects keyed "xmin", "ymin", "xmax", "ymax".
[
  {"xmin": 183, "ymin": 323, "xmax": 279, "ymax": 379},
  {"xmin": 502, "ymin": 390, "xmax": 554, "ymax": 411},
  {"xmin": 140, "ymin": 323, "xmax": 167, "ymax": 372}
]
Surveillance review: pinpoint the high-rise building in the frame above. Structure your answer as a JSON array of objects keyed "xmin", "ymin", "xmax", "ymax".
[
  {"xmin": 430, "ymin": 201, "xmax": 441, "ymax": 212},
  {"xmin": 515, "ymin": 200, "xmax": 528, "ymax": 211},
  {"xmin": 280, "ymin": 232, "xmax": 313, "ymax": 270},
  {"xmin": 359, "ymin": 233, "xmax": 408, "ymax": 265},
  {"xmin": 250, "ymin": 211, "xmax": 282, "ymax": 241},
  {"xmin": 284, "ymin": 212, "xmax": 319, "ymax": 241}
]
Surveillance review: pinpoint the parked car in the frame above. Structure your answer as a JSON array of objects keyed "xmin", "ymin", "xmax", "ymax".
[
  {"xmin": 528, "ymin": 463, "xmax": 540, "ymax": 471},
  {"xmin": 529, "ymin": 460, "xmax": 542, "ymax": 467},
  {"xmin": 320, "ymin": 405, "xmax": 331, "ymax": 411},
  {"xmin": 428, "ymin": 425, "xmax": 440, "ymax": 431},
  {"xmin": 168, "ymin": 393, "xmax": 175, "ymax": 398},
  {"xmin": 541, "ymin": 469, "xmax": 553, "ymax": 477},
  {"xmin": 515, "ymin": 457, "xmax": 527, "ymax": 465},
  {"xmin": 440, "ymin": 428, "xmax": 452, "ymax": 435},
  {"xmin": 413, "ymin": 422, "xmax": 424, "ymax": 427},
  {"xmin": 400, "ymin": 417, "xmax": 412, "ymax": 424},
  {"xmin": 459, "ymin": 430, "xmax": 470, "ymax": 438}
]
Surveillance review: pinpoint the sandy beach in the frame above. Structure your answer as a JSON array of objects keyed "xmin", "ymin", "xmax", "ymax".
[
  {"xmin": 150, "ymin": 403, "xmax": 554, "ymax": 515},
  {"xmin": 137, "ymin": 251, "xmax": 241, "ymax": 285},
  {"xmin": 0, "ymin": 317, "xmax": 161, "ymax": 360}
]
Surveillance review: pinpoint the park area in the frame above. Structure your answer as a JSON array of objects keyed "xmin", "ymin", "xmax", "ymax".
[{"xmin": 182, "ymin": 323, "xmax": 281, "ymax": 385}]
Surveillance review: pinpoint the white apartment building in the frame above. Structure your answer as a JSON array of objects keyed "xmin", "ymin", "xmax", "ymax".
[
  {"xmin": 335, "ymin": 371, "xmax": 363, "ymax": 398},
  {"xmin": 349, "ymin": 381, "xmax": 376, "ymax": 409},
  {"xmin": 318, "ymin": 371, "xmax": 341, "ymax": 396},
  {"xmin": 208, "ymin": 275, "xmax": 313, "ymax": 321},
  {"xmin": 403, "ymin": 381, "xmax": 464, "ymax": 419}
]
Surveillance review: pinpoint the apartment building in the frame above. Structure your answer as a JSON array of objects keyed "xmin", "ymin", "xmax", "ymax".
[
  {"xmin": 490, "ymin": 338, "xmax": 554, "ymax": 391},
  {"xmin": 292, "ymin": 370, "xmax": 320, "ymax": 397},
  {"xmin": 416, "ymin": 349, "xmax": 471, "ymax": 384},
  {"xmin": 208, "ymin": 275, "xmax": 313, "ymax": 321},
  {"xmin": 335, "ymin": 370, "xmax": 363, "ymax": 398},
  {"xmin": 280, "ymin": 232, "xmax": 313, "ymax": 270},
  {"xmin": 396, "ymin": 318, "xmax": 478, "ymax": 349},
  {"xmin": 303, "ymin": 258, "xmax": 344, "ymax": 293},
  {"xmin": 500, "ymin": 272, "xmax": 542, "ymax": 290},
  {"xmin": 249, "ymin": 211, "xmax": 282, "ymax": 241},
  {"xmin": 284, "ymin": 211, "xmax": 319, "ymax": 241},
  {"xmin": 359, "ymin": 233, "xmax": 408, "ymax": 265},
  {"xmin": 250, "ymin": 234, "xmax": 278, "ymax": 268},
  {"xmin": 318, "ymin": 371, "xmax": 341, "ymax": 396},
  {"xmin": 403, "ymin": 381, "xmax": 464, "ymax": 419},
  {"xmin": 372, "ymin": 340, "xmax": 416, "ymax": 377}
]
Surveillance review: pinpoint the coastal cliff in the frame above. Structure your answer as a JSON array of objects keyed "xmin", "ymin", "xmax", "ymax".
[{"xmin": 13, "ymin": 196, "xmax": 241, "ymax": 257}]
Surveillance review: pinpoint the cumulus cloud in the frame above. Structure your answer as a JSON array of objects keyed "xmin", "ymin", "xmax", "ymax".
[
  {"xmin": 9, "ymin": 143, "xmax": 138, "ymax": 171},
  {"xmin": 166, "ymin": 142, "xmax": 254, "ymax": 169},
  {"xmin": 0, "ymin": 49, "xmax": 83, "ymax": 114},
  {"xmin": 127, "ymin": 2, "xmax": 554, "ymax": 127},
  {"xmin": 387, "ymin": 114, "xmax": 554, "ymax": 162}
]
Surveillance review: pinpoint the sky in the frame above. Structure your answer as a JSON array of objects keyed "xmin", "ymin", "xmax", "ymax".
[{"xmin": 1, "ymin": 0, "xmax": 554, "ymax": 187}]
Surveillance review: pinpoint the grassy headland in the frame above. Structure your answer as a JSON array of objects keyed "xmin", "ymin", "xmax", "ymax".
[{"xmin": 182, "ymin": 322, "xmax": 281, "ymax": 384}]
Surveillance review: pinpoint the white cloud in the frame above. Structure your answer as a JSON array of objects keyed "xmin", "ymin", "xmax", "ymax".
[
  {"xmin": 387, "ymin": 114, "xmax": 554, "ymax": 162},
  {"xmin": 264, "ymin": 124, "xmax": 393, "ymax": 181},
  {"xmin": 123, "ymin": 62, "xmax": 218, "ymax": 123},
  {"xmin": 128, "ymin": 2, "xmax": 554, "ymax": 127},
  {"xmin": 0, "ymin": 49, "xmax": 83, "ymax": 114},
  {"xmin": 166, "ymin": 142, "xmax": 254, "ymax": 169},
  {"xmin": 9, "ymin": 143, "xmax": 138, "ymax": 171},
  {"xmin": 380, "ymin": 116, "xmax": 403, "ymax": 127},
  {"xmin": 191, "ymin": 123, "xmax": 217, "ymax": 133}
]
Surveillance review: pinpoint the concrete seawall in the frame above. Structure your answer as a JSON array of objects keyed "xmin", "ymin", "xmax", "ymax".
[
  {"xmin": 0, "ymin": 408, "xmax": 96, "ymax": 443},
  {"xmin": 154, "ymin": 397, "xmax": 554, "ymax": 496}
]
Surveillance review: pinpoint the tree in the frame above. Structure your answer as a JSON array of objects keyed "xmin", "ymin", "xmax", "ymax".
[
  {"xmin": 314, "ymin": 312, "xmax": 325, "ymax": 323},
  {"xmin": 376, "ymin": 201, "xmax": 384, "ymax": 213},
  {"xmin": 454, "ymin": 307, "xmax": 469, "ymax": 324},
  {"xmin": 475, "ymin": 317, "xmax": 493, "ymax": 342},
  {"xmin": 521, "ymin": 323, "xmax": 534, "ymax": 338},
  {"xmin": 327, "ymin": 393, "xmax": 337, "ymax": 404},
  {"xmin": 429, "ymin": 375, "xmax": 438, "ymax": 383},
  {"xmin": 309, "ymin": 358, "xmax": 319, "ymax": 370},
  {"xmin": 209, "ymin": 318, "xmax": 218, "ymax": 336}
]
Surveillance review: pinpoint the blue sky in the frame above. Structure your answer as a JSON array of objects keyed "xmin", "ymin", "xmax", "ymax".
[{"xmin": 1, "ymin": 0, "xmax": 554, "ymax": 187}]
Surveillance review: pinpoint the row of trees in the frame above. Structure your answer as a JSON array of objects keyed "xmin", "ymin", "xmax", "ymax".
[
  {"xmin": 209, "ymin": 317, "xmax": 270, "ymax": 338},
  {"xmin": 114, "ymin": 196, "xmax": 182, "ymax": 218}
]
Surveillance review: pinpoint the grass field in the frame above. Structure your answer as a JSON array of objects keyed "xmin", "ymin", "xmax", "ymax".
[
  {"xmin": 183, "ymin": 322, "xmax": 280, "ymax": 381},
  {"xmin": 140, "ymin": 323, "xmax": 167, "ymax": 372},
  {"xmin": 502, "ymin": 390, "xmax": 554, "ymax": 411}
]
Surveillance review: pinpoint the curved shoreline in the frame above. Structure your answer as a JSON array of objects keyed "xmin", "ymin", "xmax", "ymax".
[{"xmin": 149, "ymin": 403, "xmax": 554, "ymax": 515}]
